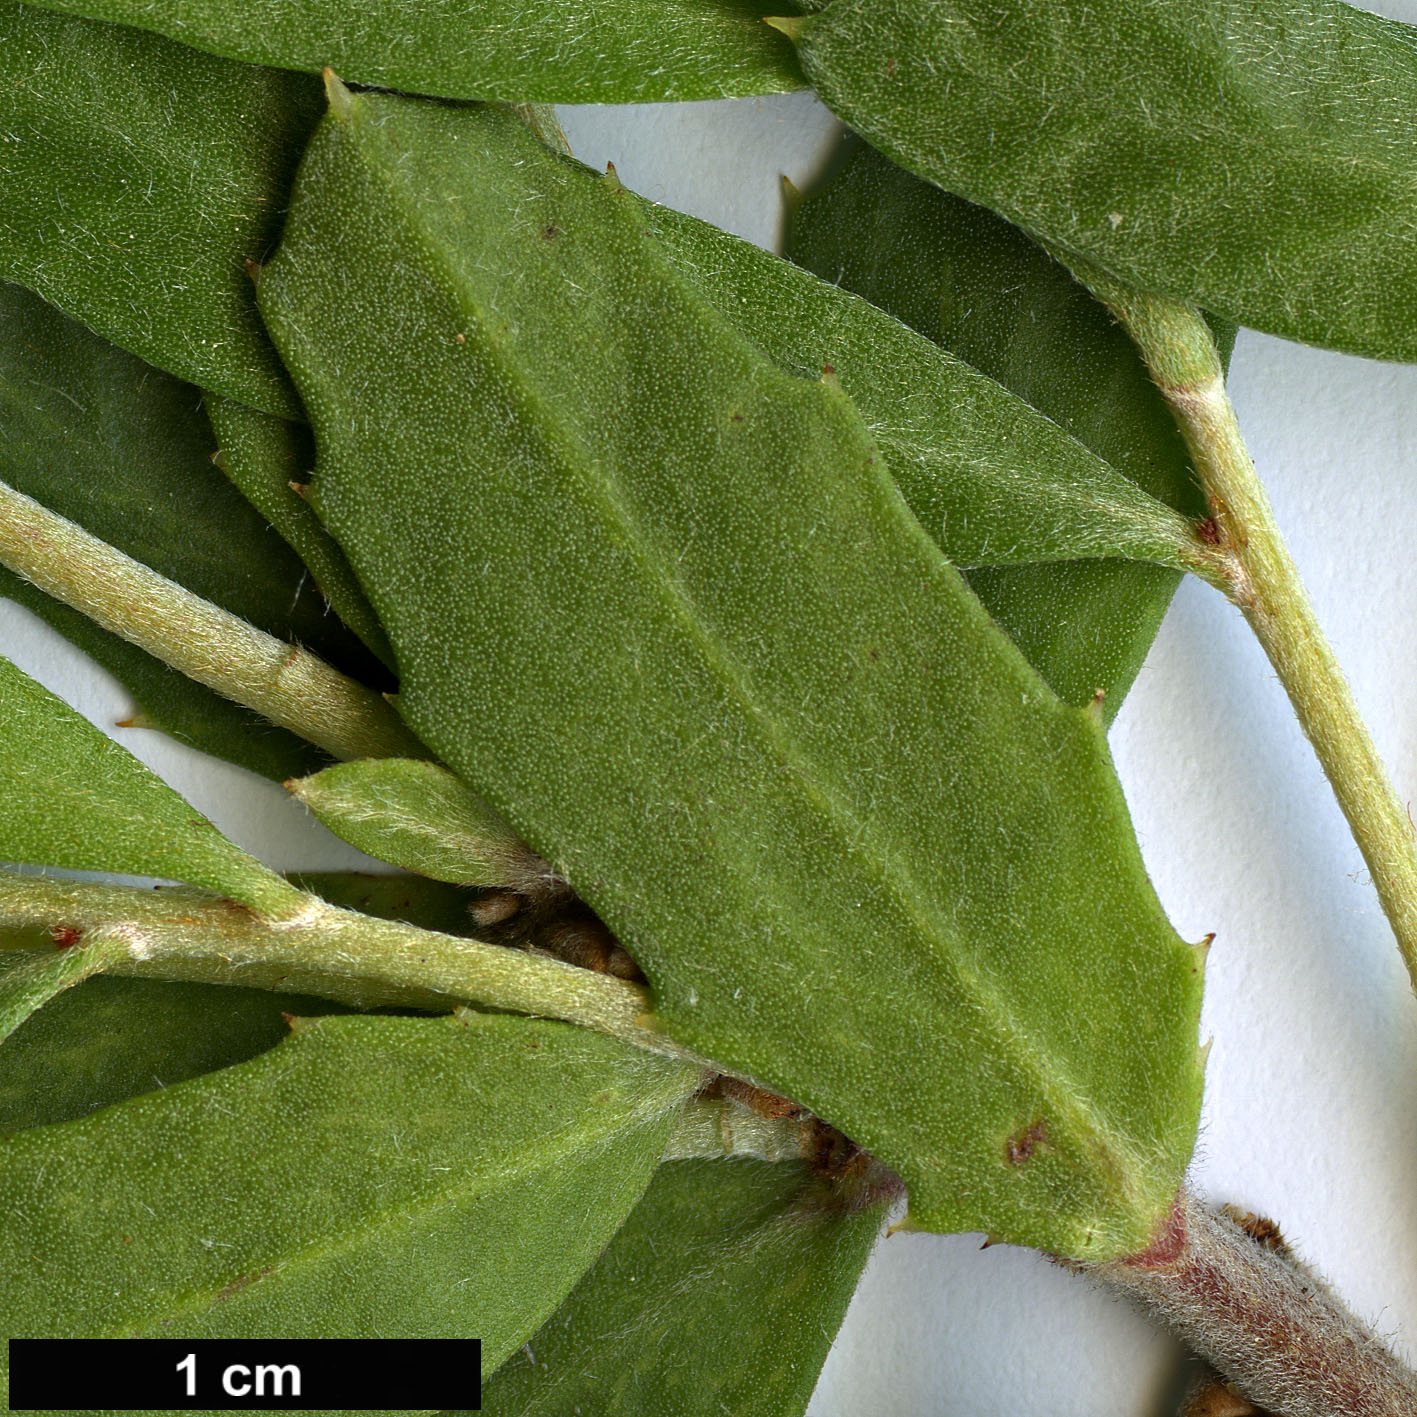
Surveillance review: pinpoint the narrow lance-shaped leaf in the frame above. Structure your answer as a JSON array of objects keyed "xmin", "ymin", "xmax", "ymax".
[
  {"xmin": 0, "ymin": 281, "xmax": 388, "ymax": 778},
  {"xmin": 259, "ymin": 90, "xmax": 1205, "ymax": 1260},
  {"xmin": 782, "ymin": 137, "xmax": 1231, "ymax": 714},
  {"xmin": 0, "ymin": 1013, "xmax": 702, "ymax": 1381},
  {"xmin": 289, "ymin": 759, "xmax": 538, "ymax": 888},
  {"xmin": 0, "ymin": 653, "xmax": 299, "ymax": 916},
  {"xmin": 206, "ymin": 393, "xmax": 395, "ymax": 668},
  {"xmin": 479, "ymin": 1160, "xmax": 889, "ymax": 1416},
  {"xmin": 638, "ymin": 189, "xmax": 1208, "ymax": 577},
  {"xmin": 20, "ymin": 0, "xmax": 807, "ymax": 104},
  {"xmin": 0, "ymin": 1, "xmax": 321, "ymax": 413},
  {"xmin": 782, "ymin": 0, "xmax": 1417, "ymax": 363}
]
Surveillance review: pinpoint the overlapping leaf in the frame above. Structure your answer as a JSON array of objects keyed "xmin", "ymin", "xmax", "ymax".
[
  {"xmin": 638, "ymin": 192, "xmax": 1201, "ymax": 577},
  {"xmin": 0, "ymin": 281, "xmax": 388, "ymax": 778},
  {"xmin": 0, "ymin": 653, "xmax": 293, "ymax": 912},
  {"xmin": 207, "ymin": 394, "xmax": 394, "ymax": 667},
  {"xmin": 0, "ymin": 1013, "xmax": 700, "ymax": 1378},
  {"xmin": 783, "ymin": 138, "xmax": 1230, "ymax": 712},
  {"xmin": 21, "ymin": 0, "xmax": 805, "ymax": 104},
  {"xmin": 0, "ymin": 1, "xmax": 321, "ymax": 412},
  {"xmin": 258, "ymin": 91, "xmax": 1205, "ymax": 1259},
  {"xmin": 786, "ymin": 0, "xmax": 1417, "ymax": 363},
  {"xmin": 0, "ymin": 967, "xmax": 354, "ymax": 1133},
  {"xmin": 290, "ymin": 759, "xmax": 533, "ymax": 887},
  {"xmin": 479, "ymin": 1159, "xmax": 888, "ymax": 1416}
]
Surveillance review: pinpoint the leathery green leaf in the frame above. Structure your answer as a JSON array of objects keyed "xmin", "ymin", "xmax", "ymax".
[
  {"xmin": 480, "ymin": 1160, "xmax": 888, "ymax": 1416},
  {"xmin": 638, "ymin": 192, "xmax": 1204, "ymax": 576},
  {"xmin": 0, "ymin": 943, "xmax": 125, "ymax": 1048},
  {"xmin": 0, "ymin": 1, "xmax": 321, "ymax": 413},
  {"xmin": 258, "ymin": 91, "xmax": 1205, "ymax": 1258},
  {"xmin": 21, "ymin": 0, "xmax": 806, "ymax": 104},
  {"xmin": 0, "ymin": 1013, "xmax": 700, "ymax": 1373},
  {"xmin": 289, "ymin": 759, "xmax": 535, "ymax": 888},
  {"xmin": 783, "ymin": 138, "xmax": 1226, "ymax": 715},
  {"xmin": 206, "ymin": 393, "xmax": 395, "ymax": 668},
  {"xmin": 0, "ymin": 968, "xmax": 356, "ymax": 1134},
  {"xmin": 0, "ymin": 654, "xmax": 298, "ymax": 915},
  {"xmin": 0, "ymin": 281, "xmax": 386, "ymax": 778},
  {"xmin": 788, "ymin": 0, "xmax": 1417, "ymax": 364}
]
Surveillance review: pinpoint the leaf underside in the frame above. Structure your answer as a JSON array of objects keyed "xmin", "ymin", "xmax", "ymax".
[
  {"xmin": 19, "ymin": 0, "xmax": 807, "ymax": 104},
  {"xmin": 259, "ymin": 92, "xmax": 1204, "ymax": 1260},
  {"xmin": 479, "ymin": 1159, "xmax": 888, "ymax": 1416},
  {"xmin": 793, "ymin": 0, "xmax": 1417, "ymax": 363}
]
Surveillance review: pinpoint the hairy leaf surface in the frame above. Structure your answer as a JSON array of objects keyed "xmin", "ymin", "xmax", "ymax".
[
  {"xmin": 0, "ymin": 282, "xmax": 385, "ymax": 777},
  {"xmin": 0, "ymin": 967, "xmax": 355, "ymax": 1133},
  {"xmin": 0, "ymin": 654, "xmax": 294, "ymax": 912},
  {"xmin": 480, "ymin": 1160, "xmax": 887, "ymax": 1415},
  {"xmin": 639, "ymin": 195, "xmax": 1201, "ymax": 575},
  {"xmin": 0, "ymin": 1013, "xmax": 699, "ymax": 1370},
  {"xmin": 290, "ymin": 760, "xmax": 532, "ymax": 888},
  {"xmin": 783, "ymin": 139, "xmax": 1225, "ymax": 713},
  {"xmin": 0, "ymin": 1, "xmax": 320, "ymax": 412},
  {"xmin": 207, "ymin": 394, "xmax": 395, "ymax": 667},
  {"xmin": 21, "ymin": 0, "xmax": 805, "ymax": 103},
  {"xmin": 259, "ymin": 91, "xmax": 1205, "ymax": 1259},
  {"xmin": 788, "ymin": 0, "xmax": 1417, "ymax": 363}
]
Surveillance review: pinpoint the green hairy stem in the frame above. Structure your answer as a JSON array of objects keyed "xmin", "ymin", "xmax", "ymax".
[{"xmin": 0, "ymin": 478, "xmax": 423, "ymax": 763}]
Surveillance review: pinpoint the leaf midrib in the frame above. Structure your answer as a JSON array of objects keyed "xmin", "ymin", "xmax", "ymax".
[{"xmin": 345, "ymin": 103, "xmax": 1151, "ymax": 1219}]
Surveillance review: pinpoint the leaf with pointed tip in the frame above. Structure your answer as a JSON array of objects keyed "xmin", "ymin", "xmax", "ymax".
[
  {"xmin": 0, "ymin": 1013, "xmax": 700, "ymax": 1370},
  {"xmin": 637, "ymin": 192, "xmax": 1203, "ymax": 578},
  {"xmin": 0, "ymin": 280, "xmax": 388, "ymax": 778},
  {"xmin": 20, "ymin": 0, "xmax": 805, "ymax": 103},
  {"xmin": 258, "ymin": 91, "xmax": 1204, "ymax": 1259},
  {"xmin": 782, "ymin": 138, "xmax": 1230, "ymax": 714},
  {"xmin": 0, "ymin": 966, "xmax": 356, "ymax": 1133},
  {"xmin": 290, "ymin": 759, "xmax": 532, "ymax": 887},
  {"xmin": 480, "ymin": 1159, "xmax": 888, "ymax": 1416},
  {"xmin": 0, "ymin": 654, "xmax": 296, "ymax": 914},
  {"xmin": 785, "ymin": 0, "xmax": 1417, "ymax": 363},
  {"xmin": 207, "ymin": 393, "xmax": 395, "ymax": 667},
  {"xmin": 0, "ymin": 1, "xmax": 321, "ymax": 412}
]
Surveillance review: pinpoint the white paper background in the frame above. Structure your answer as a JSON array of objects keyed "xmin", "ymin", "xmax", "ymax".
[{"xmin": 6, "ymin": 22, "xmax": 1417, "ymax": 1412}]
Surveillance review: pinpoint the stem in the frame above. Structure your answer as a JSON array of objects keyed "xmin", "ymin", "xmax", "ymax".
[
  {"xmin": 0, "ymin": 478, "xmax": 425, "ymax": 762},
  {"xmin": 0, "ymin": 870, "xmax": 726, "ymax": 1075},
  {"xmin": 1086, "ymin": 1186, "xmax": 1417, "ymax": 1417},
  {"xmin": 1063, "ymin": 259, "xmax": 1417, "ymax": 997}
]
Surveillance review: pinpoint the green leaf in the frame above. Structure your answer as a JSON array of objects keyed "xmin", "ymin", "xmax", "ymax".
[
  {"xmin": 20, "ymin": 0, "xmax": 805, "ymax": 104},
  {"xmin": 0, "ymin": 967, "xmax": 355, "ymax": 1134},
  {"xmin": 0, "ymin": 1012, "xmax": 699, "ymax": 1366},
  {"xmin": 0, "ymin": 654, "xmax": 297, "ymax": 913},
  {"xmin": 783, "ymin": 138, "xmax": 1222, "ymax": 713},
  {"xmin": 0, "ymin": 944, "xmax": 124, "ymax": 1048},
  {"xmin": 0, "ymin": 1, "xmax": 322, "ymax": 412},
  {"xmin": 258, "ymin": 91, "xmax": 1205, "ymax": 1259},
  {"xmin": 480, "ymin": 1159, "xmax": 888, "ymax": 1416},
  {"xmin": 289, "ymin": 759, "xmax": 533, "ymax": 887},
  {"xmin": 786, "ymin": 0, "xmax": 1417, "ymax": 364},
  {"xmin": 207, "ymin": 393, "xmax": 395, "ymax": 668},
  {"xmin": 0, "ymin": 280, "xmax": 389, "ymax": 778},
  {"xmin": 637, "ymin": 184, "xmax": 1202, "ymax": 578},
  {"xmin": 289, "ymin": 869, "xmax": 483, "ymax": 937}
]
